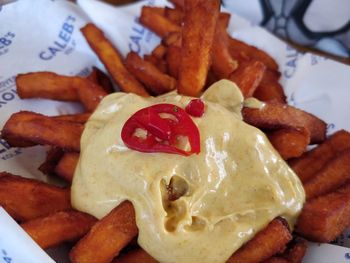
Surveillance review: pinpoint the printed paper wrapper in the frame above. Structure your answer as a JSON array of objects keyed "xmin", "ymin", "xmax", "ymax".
[{"xmin": 0, "ymin": 0, "xmax": 350, "ymax": 262}]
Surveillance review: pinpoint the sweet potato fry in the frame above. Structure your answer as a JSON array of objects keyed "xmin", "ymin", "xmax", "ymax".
[
  {"xmin": 227, "ymin": 218, "xmax": 292, "ymax": 263},
  {"xmin": 21, "ymin": 210, "xmax": 97, "ymax": 249},
  {"xmin": 228, "ymin": 37, "xmax": 279, "ymax": 71},
  {"xmin": 162, "ymin": 32, "xmax": 182, "ymax": 47},
  {"xmin": 164, "ymin": 7, "xmax": 183, "ymax": 25},
  {"xmin": 242, "ymin": 102, "xmax": 327, "ymax": 144},
  {"xmin": 81, "ymin": 23, "xmax": 148, "ymax": 97},
  {"xmin": 52, "ymin": 113, "xmax": 91, "ymax": 124},
  {"xmin": 267, "ymin": 127, "xmax": 310, "ymax": 160},
  {"xmin": 2, "ymin": 111, "xmax": 83, "ymax": 151},
  {"xmin": 87, "ymin": 66, "xmax": 114, "ymax": 94},
  {"xmin": 143, "ymin": 54, "xmax": 158, "ymax": 65},
  {"xmin": 169, "ymin": 0, "xmax": 184, "ymax": 9},
  {"xmin": 0, "ymin": 172, "xmax": 71, "ymax": 221},
  {"xmin": 78, "ymin": 82, "xmax": 108, "ymax": 111},
  {"xmin": 177, "ymin": 0, "xmax": 220, "ymax": 96},
  {"xmin": 70, "ymin": 201, "xmax": 138, "ymax": 263},
  {"xmin": 281, "ymin": 240, "xmax": 307, "ymax": 263},
  {"xmin": 140, "ymin": 6, "xmax": 181, "ymax": 37},
  {"xmin": 163, "ymin": 13, "xmax": 230, "ymax": 46},
  {"xmin": 113, "ymin": 249, "xmax": 158, "ymax": 263},
  {"xmin": 205, "ymin": 70, "xmax": 219, "ymax": 88},
  {"xmin": 151, "ymin": 44, "xmax": 167, "ymax": 60},
  {"xmin": 16, "ymin": 72, "xmax": 107, "ymax": 111},
  {"xmin": 166, "ymin": 45, "xmax": 181, "ymax": 78},
  {"xmin": 289, "ymin": 130, "xmax": 350, "ymax": 183},
  {"xmin": 229, "ymin": 61, "xmax": 266, "ymax": 98},
  {"xmin": 55, "ymin": 152, "xmax": 79, "ymax": 183},
  {"xmin": 211, "ymin": 15, "xmax": 238, "ymax": 79},
  {"xmin": 304, "ymin": 149, "xmax": 350, "ymax": 200},
  {"xmin": 16, "ymin": 72, "xmax": 77, "ymax": 101},
  {"xmin": 38, "ymin": 147, "xmax": 64, "ymax": 175},
  {"xmin": 125, "ymin": 52, "xmax": 176, "ymax": 95},
  {"xmin": 219, "ymin": 12, "xmax": 231, "ymax": 28},
  {"xmin": 254, "ymin": 69, "xmax": 286, "ymax": 103},
  {"xmin": 143, "ymin": 55, "xmax": 167, "ymax": 74},
  {"xmin": 296, "ymin": 184, "xmax": 350, "ymax": 242},
  {"xmin": 263, "ymin": 239, "xmax": 307, "ymax": 263}
]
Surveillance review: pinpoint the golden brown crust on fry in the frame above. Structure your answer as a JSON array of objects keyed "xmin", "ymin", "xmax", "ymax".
[
  {"xmin": 228, "ymin": 37, "xmax": 279, "ymax": 71},
  {"xmin": 211, "ymin": 15, "xmax": 238, "ymax": 79},
  {"xmin": 112, "ymin": 249, "xmax": 159, "ymax": 263},
  {"xmin": 262, "ymin": 239, "xmax": 307, "ymax": 263},
  {"xmin": 282, "ymin": 240, "xmax": 307, "ymax": 263},
  {"xmin": 55, "ymin": 152, "xmax": 79, "ymax": 183},
  {"xmin": 289, "ymin": 130, "xmax": 350, "ymax": 183},
  {"xmin": 227, "ymin": 38, "xmax": 285, "ymax": 102},
  {"xmin": 38, "ymin": 147, "xmax": 64, "ymax": 176},
  {"xmin": 243, "ymin": 102, "xmax": 327, "ymax": 144},
  {"xmin": 16, "ymin": 72, "xmax": 78, "ymax": 101},
  {"xmin": 51, "ymin": 113, "xmax": 91, "ymax": 124},
  {"xmin": 254, "ymin": 69, "xmax": 286, "ymax": 103},
  {"xmin": 177, "ymin": 0, "xmax": 220, "ymax": 96},
  {"xmin": 125, "ymin": 52, "xmax": 176, "ymax": 95},
  {"xmin": 227, "ymin": 218, "xmax": 292, "ymax": 263},
  {"xmin": 304, "ymin": 149, "xmax": 350, "ymax": 200},
  {"xmin": 16, "ymin": 72, "xmax": 107, "ymax": 112},
  {"xmin": 166, "ymin": 45, "xmax": 181, "ymax": 79},
  {"xmin": 78, "ymin": 82, "xmax": 108, "ymax": 111},
  {"xmin": 143, "ymin": 55, "xmax": 168, "ymax": 74},
  {"xmin": 81, "ymin": 23, "xmax": 149, "ymax": 97},
  {"xmin": 164, "ymin": 7, "xmax": 183, "ymax": 26},
  {"xmin": 87, "ymin": 66, "xmax": 114, "ymax": 94},
  {"xmin": 70, "ymin": 201, "xmax": 138, "ymax": 263},
  {"xmin": 162, "ymin": 32, "xmax": 182, "ymax": 47},
  {"xmin": 21, "ymin": 210, "xmax": 97, "ymax": 249},
  {"xmin": 140, "ymin": 6, "xmax": 181, "ymax": 37},
  {"xmin": 219, "ymin": 12, "xmax": 231, "ymax": 28},
  {"xmin": 0, "ymin": 172, "xmax": 71, "ymax": 222},
  {"xmin": 296, "ymin": 184, "xmax": 350, "ymax": 242},
  {"xmin": 267, "ymin": 127, "xmax": 310, "ymax": 160},
  {"xmin": 229, "ymin": 60, "xmax": 266, "ymax": 98},
  {"xmin": 151, "ymin": 44, "xmax": 167, "ymax": 60},
  {"xmin": 2, "ymin": 111, "xmax": 83, "ymax": 151}
]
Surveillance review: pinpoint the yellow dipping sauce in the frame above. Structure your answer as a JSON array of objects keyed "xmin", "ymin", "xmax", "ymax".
[{"xmin": 71, "ymin": 80, "xmax": 305, "ymax": 263}]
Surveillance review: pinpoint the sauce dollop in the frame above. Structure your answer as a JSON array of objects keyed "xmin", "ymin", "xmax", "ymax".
[{"xmin": 71, "ymin": 80, "xmax": 305, "ymax": 263}]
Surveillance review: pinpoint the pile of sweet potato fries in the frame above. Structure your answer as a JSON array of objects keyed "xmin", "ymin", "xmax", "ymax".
[{"xmin": 1, "ymin": 0, "xmax": 350, "ymax": 262}]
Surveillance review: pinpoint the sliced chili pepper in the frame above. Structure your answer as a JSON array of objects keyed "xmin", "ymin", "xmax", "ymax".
[
  {"xmin": 121, "ymin": 104, "xmax": 200, "ymax": 156},
  {"xmin": 134, "ymin": 107, "xmax": 171, "ymax": 140},
  {"xmin": 185, "ymin": 99, "xmax": 205, "ymax": 117}
]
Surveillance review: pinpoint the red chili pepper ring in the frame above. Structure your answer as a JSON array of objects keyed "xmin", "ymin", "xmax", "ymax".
[{"xmin": 121, "ymin": 104, "xmax": 201, "ymax": 156}]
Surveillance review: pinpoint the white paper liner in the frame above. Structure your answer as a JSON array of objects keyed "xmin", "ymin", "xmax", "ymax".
[
  {"xmin": 0, "ymin": 0, "xmax": 349, "ymax": 262},
  {"xmin": 0, "ymin": 207, "xmax": 55, "ymax": 263}
]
